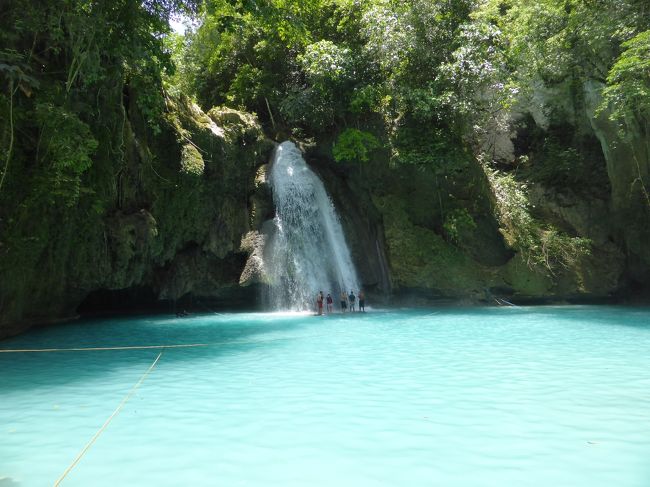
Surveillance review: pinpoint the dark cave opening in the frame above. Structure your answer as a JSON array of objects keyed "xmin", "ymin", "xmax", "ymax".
[
  {"xmin": 76, "ymin": 285, "xmax": 264, "ymax": 318},
  {"xmin": 76, "ymin": 287, "xmax": 173, "ymax": 317}
]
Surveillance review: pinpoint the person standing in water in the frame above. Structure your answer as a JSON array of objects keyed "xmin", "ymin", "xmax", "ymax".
[
  {"xmin": 340, "ymin": 291, "xmax": 348, "ymax": 313},
  {"xmin": 326, "ymin": 293, "xmax": 333, "ymax": 314},
  {"xmin": 317, "ymin": 291, "xmax": 324, "ymax": 315},
  {"xmin": 358, "ymin": 290, "xmax": 365, "ymax": 312},
  {"xmin": 348, "ymin": 290, "xmax": 356, "ymax": 312}
]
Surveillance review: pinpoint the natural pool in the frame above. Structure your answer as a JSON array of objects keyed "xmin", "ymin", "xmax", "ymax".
[{"xmin": 1, "ymin": 306, "xmax": 649, "ymax": 487}]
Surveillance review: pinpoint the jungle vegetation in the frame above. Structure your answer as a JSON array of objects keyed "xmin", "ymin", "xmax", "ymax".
[{"xmin": 1, "ymin": 0, "xmax": 649, "ymax": 286}]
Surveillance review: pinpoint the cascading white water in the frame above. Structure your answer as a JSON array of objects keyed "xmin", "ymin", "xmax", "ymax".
[{"xmin": 266, "ymin": 141, "xmax": 360, "ymax": 310}]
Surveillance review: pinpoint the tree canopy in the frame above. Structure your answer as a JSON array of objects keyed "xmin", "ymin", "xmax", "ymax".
[{"xmin": 2, "ymin": 0, "xmax": 649, "ymax": 279}]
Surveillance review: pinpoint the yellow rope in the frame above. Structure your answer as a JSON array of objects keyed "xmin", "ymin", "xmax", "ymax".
[
  {"xmin": 0, "ymin": 334, "xmax": 328, "ymax": 354},
  {"xmin": 0, "ymin": 343, "xmax": 210, "ymax": 353},
  {"xmin": 53, "ymin": 349, "xmax": 164, "ymax": 487}
]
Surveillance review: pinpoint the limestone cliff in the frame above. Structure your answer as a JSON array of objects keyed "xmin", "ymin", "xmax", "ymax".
[
  {"xmin": 0, "ymin": 94, "xmax": 273, "ymax": 338},
  {"xmin": 2, "ymin": 82, "xmax": 648, "ymax": 340},
  {"xmin": 279, "ymin": 72, "xmax": 647, "ymax": 306},
  {"xmin": 584, "ymin": 80, "xmax": 650, "ymax": 286},
  {"xmin": 337, "ymin": 75, "xmax": 647, "ymax": 304}
]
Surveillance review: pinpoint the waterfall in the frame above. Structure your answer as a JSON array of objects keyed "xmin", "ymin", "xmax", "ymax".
[{"xmin": 266, "ymin": 141, "xmax": 360, "ymax": 310}]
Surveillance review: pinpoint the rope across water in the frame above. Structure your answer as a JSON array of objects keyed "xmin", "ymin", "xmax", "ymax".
[
  {"xmin": 1, "ymin": 332, "xmax": 328, "ymax": 485},
  {"xmin": 0, "ymin": 343, "xmax": 211, "ymax": 353},
  {"xmin": 53, "ymin": 349, "xmax": 164, "ymax": 486},
  {"xmin": 0, "ymin": 333, "xmax": 328, "ymax": 354}
]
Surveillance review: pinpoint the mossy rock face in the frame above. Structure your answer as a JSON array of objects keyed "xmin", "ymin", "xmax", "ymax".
[
  {"xmin": 208, "ymin": 108, "xmax": 253, "ymax": 126},
  {"xmin": 500, "ymin": 256, "xmax": 554, "ymax": 297},
  {"xmin": 207, "ymin": 107, "xmax": 265, "ymax": 145},
  {"xmin": 164, "ymin": 95, "xmax": 219, "ymax": 139},
  {"xmin": 0, "ymin": 92, "xmax": 274, "ymax": 338},
  {"xmin": 106, "ymin": 210, "xmax": 159, "ymax": 287},
  {"xmin": 374, "ymin": 195, "xmax": 493, "ymax": 296},
  {"xmin": 180, "ymin": 144, "xmax": 205, "ymax": 176}
]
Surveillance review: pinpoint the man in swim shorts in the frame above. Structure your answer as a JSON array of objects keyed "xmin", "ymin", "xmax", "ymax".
[{"xmin": 340, "ymin": 291, "xmax": 348, "ymax": 313}]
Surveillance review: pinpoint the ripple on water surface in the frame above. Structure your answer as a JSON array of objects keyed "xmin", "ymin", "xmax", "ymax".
[{"xmin": 1, "ymin": 306, "xmax": 650, "ymax": 486}]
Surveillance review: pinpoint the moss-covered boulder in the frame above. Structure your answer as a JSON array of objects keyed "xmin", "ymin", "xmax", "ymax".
[{"xmin": 373, "ymin": 194, "xmax": 496, "ymax": 297}]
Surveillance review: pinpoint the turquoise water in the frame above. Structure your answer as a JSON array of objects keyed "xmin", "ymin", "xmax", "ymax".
[{"xmin": 1, "ymin": 306, "xmax": 649, "ymax": 486}]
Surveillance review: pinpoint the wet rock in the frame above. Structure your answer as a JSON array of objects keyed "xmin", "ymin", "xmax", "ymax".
[{"xmin": 239, "ymin": 230, "xmax": 269, "ymax": 286}]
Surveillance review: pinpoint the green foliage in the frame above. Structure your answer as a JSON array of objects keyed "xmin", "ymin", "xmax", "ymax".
[
  {"xmin": 537, "ymin": 227, "xmax": 591, "ymax": 273},
  {"xmin": 184, "ymin": 0, "xmax": 341, "ymax": 121},
  {"xmin": 349, "ymin": 85, "xmax": 385, "ymax": 114},
  {"xmin": 390, "ymin": 125, "xmax": 468, "ymax": 171},
  {"xmin": 299, "ymin": 40, "xmax": 352, "ymax": 87},
  {"xmin": 443, "ymin": 208, "xmax": 477, "ymax": 244},
  {"xmin": 438, "ymin": 21, "xmax": 515, "ymax": 127},
  {"xmin": 0, "ymin": 50, "xmax": 40, "ymax": 90},
  {"xmin": 0, "ymin": 0, "xmax": 199, "ymax": 197},
  {"xmin": 602, "ymin": 30, "xmax": 650, "ymax": 123},
  {"xmin": 163, "ymin": 33, "xmax": 192, "ymax": 96},
  {"xmin": 333, "ymin": 128, "xmax": 380, "ymax": 163},
  {"xmin": 470, "ymin": 0, "xmax": 650, "ymax": 171},
  {"xmin": 486, "ymin": 168, "xmax": 591, "ymax": 273},
  {"xmin": 534, "ymin": 143, "xmax": 580, "ymax": 186},
  {"xmin": 599, "ymin": 29, "xmax": 650, "ymax": 210},
  {"xmin": 179, "ymin": 0, "xmax": 376, "ymax": 133},
  {"xmin": 0, "ymin": 0, "xmax": 200, "ymax": 326},
  {"xmin": 357, "ymin": 0, "xmax": 486, "ymax": 169},
  {"xmin": 34, "ymin": 103, "xmax": 98, "ymax": 205},
  {"xmin": 279, "ymin": 87, "xmax": 337, "ymax": 132},
  {"xmin": 226, "ymin": 64, "xmax": 264, "ymax": 109},
  {"xmin": 361, "ymin": 2, "xmax": 411, "ymax": 73},
  {"xmin": 3, "ymin": 0, "xmax": 649, "ymax": 315},
  {"xmin": 478, "ymin": 0, "xmax": 650, "ymax": 94},
  {"xmin": 471, "ymin": 0, "xmax": 646, "ymax": 202},
  {"xmin": 178, "ymin": 0, "xmax": 493, "ymax": 164},
  {"xmin": 128, "ymin": 58, "xmax": 170, "ymax": 135}
]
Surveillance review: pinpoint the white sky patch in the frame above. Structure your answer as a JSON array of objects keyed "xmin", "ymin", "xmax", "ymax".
[
  {"xmin": 169, "ymin": 17, "xmax": 187, "ymax": 35},
  {"xmin": 169, "ymin": 15, "xmax": 200, "ymax": 35}
]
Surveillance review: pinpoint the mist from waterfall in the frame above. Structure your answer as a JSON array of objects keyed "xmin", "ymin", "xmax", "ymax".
[{"xmin": 266, "ymin": 141, "xmax": 360, "ymax": 310}]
